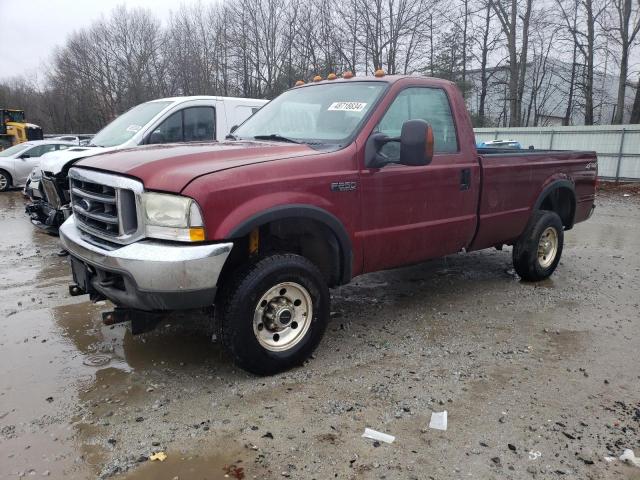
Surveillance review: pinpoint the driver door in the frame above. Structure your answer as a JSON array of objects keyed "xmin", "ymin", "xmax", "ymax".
[
  {"xmin": 14, "ymin": 145, "xmax": 55, "ymax": 184},
  {"xmin": 359, "ymin": 87, "xmax": 479, "ymax": 273}
]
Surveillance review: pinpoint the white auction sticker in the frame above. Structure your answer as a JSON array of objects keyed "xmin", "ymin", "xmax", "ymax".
[
  {"xmin": 328, "ymin": 102, "xmax": 367, "ymax": 112},
  {"xmin": 126, "ymin": 124, "xmax": 142, "ymax": 132}
]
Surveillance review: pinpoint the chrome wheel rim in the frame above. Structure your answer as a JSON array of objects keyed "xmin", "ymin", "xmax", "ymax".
[
  {"xmin": 0, "ymin": 173, "xmax": 7, "ymax": 190},
  {"xmin": 253, "ymin": 282, "xmax": 312, "ymax": 352},
  {"xmin": 537, "ymin": 227, "xmax": 558, "ymax": 268}
]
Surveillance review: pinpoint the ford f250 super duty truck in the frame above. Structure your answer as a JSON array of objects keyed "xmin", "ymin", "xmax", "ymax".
[{"xmin": 59, "ymin": 74, "xmax": 597, "ymax": 375}]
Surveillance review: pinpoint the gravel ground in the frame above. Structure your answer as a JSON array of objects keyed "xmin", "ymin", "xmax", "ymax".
[{"xmin": 0, "ymin": 186, "xmax": 639, "ymax": 480}]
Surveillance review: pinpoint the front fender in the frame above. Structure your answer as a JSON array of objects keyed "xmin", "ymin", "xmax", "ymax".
[{"xmin": 218, "ymin": 199, "xmax": 353, "ymax": 284}]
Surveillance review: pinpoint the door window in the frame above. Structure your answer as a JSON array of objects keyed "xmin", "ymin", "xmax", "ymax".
[
  {"xmin": 25, "ymin": 144, "xmax": 57, "ymax": 157},
  {"xmin": 376, "ymin": 88, "xmax": 458, "ymax": 160},
  {"xmin": 184, "ymin": 107, "xmax": 215, "ymax": 141},
  {"xmin": 152, "ymin": 111, "xmax": 182, "ymax": 144},
  {"xmin": 150, "ymin": 107, "xmax": 216, "ymax": 144}
]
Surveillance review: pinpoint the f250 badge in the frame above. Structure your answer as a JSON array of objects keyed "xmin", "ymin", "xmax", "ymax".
[
  {"xmin": 331, "ymin": 181, "xmax": 357, "ymax": 192},
  {"xmin": 585, "ymin": 162, "xmax": 597, "ymax": 170}
]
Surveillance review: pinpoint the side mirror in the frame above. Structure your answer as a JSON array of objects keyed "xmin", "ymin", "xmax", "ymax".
[
  {"xmin": 365, "ymin": 119, "xmax": 434, "ymax": 168},
  {"xmin": 230, "ymin": 125, "xmax": 239, "ymax": 133},
  {"xmin": 148, "ymin": 131, "xmax": 165, "ymax": 145},
  {"xmin": 20, "ymin": 153, "xmax": 31, "ymax": 159}
]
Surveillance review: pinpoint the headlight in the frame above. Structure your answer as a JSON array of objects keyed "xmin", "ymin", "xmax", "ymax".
[
  {"xmin": 30, "ymin": 167, "xmax": 42, "ymax": 181},
  {"xmin": 142, "ymin": 192, "xmax": 205, "ymax": 242}
]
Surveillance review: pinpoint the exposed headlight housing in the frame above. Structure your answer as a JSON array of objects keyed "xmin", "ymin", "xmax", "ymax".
[
  {"xmin": 142, "ymin": 192, "xmax": 205, "ymax": 242},
  {"xmin": 30, "ymin": 167, "xmax": 42, "ymax": 181}
]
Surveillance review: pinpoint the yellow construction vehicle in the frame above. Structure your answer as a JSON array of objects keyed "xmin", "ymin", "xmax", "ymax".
[{"xmin": 0, "ymin": 109, "xmax": 44, "ymax": 151}]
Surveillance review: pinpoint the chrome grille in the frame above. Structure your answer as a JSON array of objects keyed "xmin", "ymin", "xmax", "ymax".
[
  {"xmin": 70, "ymin": 178, "xmax": 119, "ymax": 235},
  {"xmin": 68, "ymin": 168, "xmax": 144, "ymax": 245}
]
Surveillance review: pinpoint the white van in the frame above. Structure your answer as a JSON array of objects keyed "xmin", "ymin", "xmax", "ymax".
[{"xmin": 25, "ymin": 96, "xmax": 267, "ymax": 232}]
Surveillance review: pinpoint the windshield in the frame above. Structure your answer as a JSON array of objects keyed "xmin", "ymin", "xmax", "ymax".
[
  {"xmin": 91, "ymin": 101, "xmax": 171, "ymax": 147},
  {"xmin": 234, "ymin": 82, "xmax": 387, "ymax": 145},
  {"xmin": 2, "ymin": 110, "xmax": 26, "ymax": 123},
  {"xmin": 0, "ymin": 143, "xmax": 30, "ymax": 157}
]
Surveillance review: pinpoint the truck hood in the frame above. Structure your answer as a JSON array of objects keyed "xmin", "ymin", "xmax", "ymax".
[
  {"xmin": 76, "ymin": 141, "xmax": 319, "ymax": 192},
  {"xmin": 40, "ymin": 146, "xmax": 117, "ymax": 174}
]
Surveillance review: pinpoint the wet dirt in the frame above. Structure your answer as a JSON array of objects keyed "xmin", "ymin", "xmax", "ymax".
[{"xmin": 1, "ymin": 187, "xmax": 639, "ymax": 479}]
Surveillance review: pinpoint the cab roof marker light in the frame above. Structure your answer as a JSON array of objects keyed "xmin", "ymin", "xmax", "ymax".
[
  {"xmin": 374, "ymin": 69, "xmax": 385, "ymax": 77},
  {"xmin": 295, "ymin": 80, "xmax": 305, "ymax": 86},
  {"xmin": 313, "ymin": 75, "xmax": 322, "ymax": 82},
  {"xmin": 343, "ymin": 71, "xmax": 354, "ymax": 79},
  {"xmin": 327, "ymin": 73, "xmax": 337, "ymax": 80}
]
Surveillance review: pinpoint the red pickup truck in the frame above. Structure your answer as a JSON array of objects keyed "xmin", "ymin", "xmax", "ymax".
[{"xmin": 59, "ymin": 74, "xmax": 597, "ymax": 375}]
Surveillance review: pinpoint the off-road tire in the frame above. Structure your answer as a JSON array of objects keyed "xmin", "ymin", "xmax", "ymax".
[
  {"xmin": 512, "ymin": 210, "xmax": 564, "ymax": 281},
  {"xmin": 0, "ymin": 170, "xmax": 12, "ymax": 192},
  {"xmin": 217, "ymin": 253, "xmax": 329, "ymax": 375}
]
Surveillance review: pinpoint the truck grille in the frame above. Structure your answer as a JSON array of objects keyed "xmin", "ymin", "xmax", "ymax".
[
  {"xmin": 71, "ymin": 178, "xmax": 119, "ymax": 234},
  {"xmin": 68, "ymin": 168, "xmax": 144, "ymax": 245}
]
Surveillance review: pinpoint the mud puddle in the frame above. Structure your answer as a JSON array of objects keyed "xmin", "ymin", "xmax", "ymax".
[{"xmin": 122, "ymin": 447, "xmax": 262, "ymax": 480}]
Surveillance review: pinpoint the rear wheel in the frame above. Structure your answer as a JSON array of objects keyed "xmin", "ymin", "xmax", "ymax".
[
  {"xmin": 0, "ymin": 170, "xmax": 11, "ymax": 192},
  {"xmin": 217, "ymin": 253, "xmax": 329, "ymax": 375},
  {"xmin": 512, "ymin": 210, "xmax": 564, "ymax": 281}
]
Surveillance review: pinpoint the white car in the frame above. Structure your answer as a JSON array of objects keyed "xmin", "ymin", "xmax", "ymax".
[
  {"xmin": 0, "ymin": 140, "xmax": 75, "ymax": 192},
  {"xmin": 25, "ymin": 95, "xmax": 267, "ymax": 231}
]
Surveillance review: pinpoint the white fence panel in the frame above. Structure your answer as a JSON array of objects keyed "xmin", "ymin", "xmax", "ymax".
[{"xmin": 474, "ymin": 125, "xmax": 640, "ymax": 181}]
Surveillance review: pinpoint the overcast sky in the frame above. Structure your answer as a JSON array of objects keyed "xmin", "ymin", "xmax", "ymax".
[{"xmin": 0, "ymin": 0, "xmax": 179, "ymax": 82}]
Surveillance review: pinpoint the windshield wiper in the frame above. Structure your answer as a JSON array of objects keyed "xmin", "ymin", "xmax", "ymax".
[
  {"xmin": 253, "ymin": 134, "xmax": 300, "ymax": 144},
  {"xmin": 225, "ymin": 133, "xmax": 238, "ymax": 140}
]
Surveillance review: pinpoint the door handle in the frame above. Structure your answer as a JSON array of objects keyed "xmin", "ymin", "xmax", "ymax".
[{"xmin": 460, "ymin": 168, "xmax": 471, "ymax": 191}]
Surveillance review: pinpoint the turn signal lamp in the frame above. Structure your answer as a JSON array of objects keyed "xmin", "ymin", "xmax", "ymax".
[
  {"xmin": 343, "ymin": 71, "xmax": 354, "ymax": 79},
  {"xmin": 295, "ymin": 80, "xmax": 305, "ymax": 86},
  {"xmin": 313, "ymin": 75, "xmax": 322, "ymax": 82},
  {"xmin": 327, "ymin": 73, "xmax": 337, "ymax": 80},
  {"xmin": 189, "ymin": 227, "xmax": 205, "ymax": 242},
  {"xmin": 374, "ymin": 69, "xmax": 385, "ymax": 77}
]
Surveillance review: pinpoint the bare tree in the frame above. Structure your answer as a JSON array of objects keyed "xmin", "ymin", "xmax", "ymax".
[
  {"xmin": 470, "ymin": 0, "xmax": 504, "ymax": 125},
  {"xmin": 3, "ymin": 0, "xmax": 638, "ymax": 133},
  {"xmin": 607, "ymin": 0, "xmax": 640, "ymax": 123},
  {"xmin": 555, "ymin": 0, "xmax": 608, "ymax": 125},
  {"xmin": 490, "ymin": 0, "xmax": 534, "ymax": 126}
]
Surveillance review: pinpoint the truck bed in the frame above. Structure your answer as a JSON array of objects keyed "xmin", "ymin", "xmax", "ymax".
[{"xmin": 470, "ymin": 149, "xmax": 597, "ymax": 251}]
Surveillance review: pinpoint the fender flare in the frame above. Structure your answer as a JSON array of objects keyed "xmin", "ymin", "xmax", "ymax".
[
  {"xmin": 228, "ymin": 204, "xmax": 353, "ymax": 284},
  {"xmin": 533, "ymin": 179, "xmax": 576, "ymax": 229}
]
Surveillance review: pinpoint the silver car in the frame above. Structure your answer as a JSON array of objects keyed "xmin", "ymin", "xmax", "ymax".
[{"xmin": 0, "ymin": 140, "xmax": 74, "ymax": 192}]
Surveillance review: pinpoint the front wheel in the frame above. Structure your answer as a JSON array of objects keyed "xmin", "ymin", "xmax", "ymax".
[
  {"xmin": 512, "ymin": 210, "xmax": 564, "ymax": 281},
  {"xmin": 0, "ymin": 170, "xmax": 12, "ymax": 192},
  {"xmin": 217, "ymin": 253, "xmax": 329, "ymax": 375}
]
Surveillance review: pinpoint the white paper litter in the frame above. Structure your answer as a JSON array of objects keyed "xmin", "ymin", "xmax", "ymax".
[
  {"xmin": 362, "ymin": 428, "xmax": 395, "ymax": 444},
  {"xmin": 429, "ymin": 411, "xmax": 448, "ymax": 431},
  {"xmin": 620, "ymin": 449, "xmax": 640, "ymax": 467},
  {"xmin": 604, "ymin": 456, "xmax": 615, "ymax": 463}
]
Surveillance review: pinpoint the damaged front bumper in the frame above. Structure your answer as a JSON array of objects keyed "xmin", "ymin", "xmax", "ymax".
[
  {"xmin": 25, "ymin": 201, "xmax": 70, "ymax": 233},
  {"xmin": 24, "ymin": 174, "xmax": 70, "ymax": 233}
]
